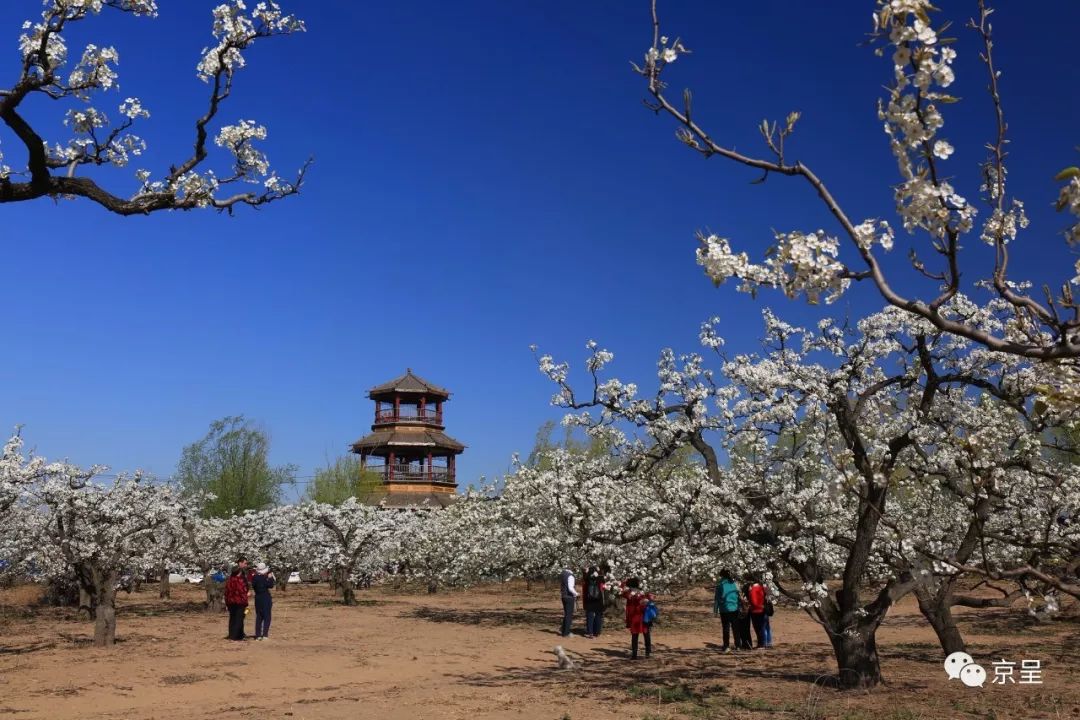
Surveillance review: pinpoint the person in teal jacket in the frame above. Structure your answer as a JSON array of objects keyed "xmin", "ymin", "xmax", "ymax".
[{"xmin": 712, "ymin": 569, "xmax": 741, "ymax": 652}]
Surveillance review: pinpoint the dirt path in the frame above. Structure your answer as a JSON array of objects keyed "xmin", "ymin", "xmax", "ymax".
[{"xmin": 0, "ymin": 583, "xmax": 1076, "ymax": 719}]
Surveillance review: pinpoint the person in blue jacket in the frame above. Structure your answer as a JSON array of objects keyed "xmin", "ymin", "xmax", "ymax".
[
  {"xmin": 712, "ymin": 569, "xmax": 741, "ymax": 653},
  {"xmin": 251, "ymin": 563, "xmax": 276, "ymax": 640}
]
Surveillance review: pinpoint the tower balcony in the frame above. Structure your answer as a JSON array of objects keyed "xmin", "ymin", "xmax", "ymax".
[
  {"xmin": 382, "ymin": 464, "xmax": 456, "ymax": 485},
  {"xmin": 374, "ymin": 408, "xmax": 443, "ymax": 426}
]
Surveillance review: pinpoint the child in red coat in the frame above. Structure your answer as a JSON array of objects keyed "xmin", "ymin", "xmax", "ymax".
[{"xmin": 621, "ymin": 578, "xmax": 654, "ymax": 659}]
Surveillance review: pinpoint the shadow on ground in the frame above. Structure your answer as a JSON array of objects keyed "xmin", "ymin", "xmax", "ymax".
[
  {"xmin": 452, "ymin": 642, "xmax": 930, "ymax": 699},
  {"xmin": 407, "ymin": 606, "xmax": 560, "ymax": 631}
]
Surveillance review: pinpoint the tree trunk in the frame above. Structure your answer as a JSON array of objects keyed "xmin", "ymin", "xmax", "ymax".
[
  {"xmin": 342, "ymin": 581, "xmax": 356, "ymax": 606},
  {"xmin": 92, "ymin": 572, "xmax": 119, "ymax": 647},
  {"xmin": 158, "ymin": 567, "xmax": 171, "ymax": 600},
  {"xmin": 78, "ymin": 586, "xmax": 96, "ymax": 620},
  {"xmin": 915, "ymin": 585, "xmax": 966, "ymax": 655},
  {"xmin": 829, "ymin": 622, "xmax": 884, "ymax": 688},
  {"xmin": 277, "ymin": 567, "xmax": 295, "ymax": 594}
]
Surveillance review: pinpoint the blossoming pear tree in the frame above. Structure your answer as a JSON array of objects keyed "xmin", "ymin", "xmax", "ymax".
[
  {"xmin": 535, "ymin": 299, "xmax": 1077, "ymax": 687},
  {"xmin": 637, "ymin": 1, "xmax": 1080, "ymax": 365},
  {"xmin": 499, "ymin": 448, "xmax": 737, "ymax": 589},
  {"xmin": 402, "ymin": 489, "xmax": 506, "ymax": 590},
  {"xmin": 228, "ymin": 504, "xmax": 315, "ymax": 592},
  {"xmin": 855, "ymin": 344, "xmax": 1079, "ymax": 653},
  {"xmin": 178, "ymin": 513, "xmax": 239, "ymax": 611},
  {"xmin": 33, "ymin": 470, "xmax": 187, "ymax": 646},
  {"xmin": 0, "ymin": 1, "xmax": 308, "ymax": 214},
  {"xmin": 299, "ymin": 498, "xmax": 418, "ymax": 606}
]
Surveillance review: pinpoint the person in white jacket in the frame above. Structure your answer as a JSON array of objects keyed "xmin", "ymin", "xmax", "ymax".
[{"xmin": 559, "ymin": 567, "xmax": 578, "ymax": 637}]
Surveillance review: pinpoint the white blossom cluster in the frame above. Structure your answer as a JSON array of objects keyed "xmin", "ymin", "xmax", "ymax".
[
  {"xmin": 197, "ymin": 2, "xmax": 304, "ymax": 81},
  {"xmin": 696, "ymin": 231, "xmax": 850, "ymax": 305},
  {"xmin": 1057, "ymin": 177, "xmax": 1080, "ymax": 281}
]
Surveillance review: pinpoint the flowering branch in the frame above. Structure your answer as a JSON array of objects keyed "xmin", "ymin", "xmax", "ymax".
[
  {"xmin": 0, "ymin": 1, "xmax": 308, "ymax": 215},
  {"xmin": 638, "ymin": 0, "xmax": 1080, "ymax": 360}
]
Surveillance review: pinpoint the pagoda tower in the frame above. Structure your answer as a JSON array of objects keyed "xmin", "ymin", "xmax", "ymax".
[{"xmin": 350, "ymin": 369, "xmax": 465, "ymax": 509}]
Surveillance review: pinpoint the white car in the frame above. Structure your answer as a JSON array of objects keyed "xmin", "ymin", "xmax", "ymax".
[
  {"xmin": 287, "ymin": 571, "xmax": 301, "ymax": 584},
  {"xmin": 167, "ymin": 568, "xmax": 203, "ymax": 584}
]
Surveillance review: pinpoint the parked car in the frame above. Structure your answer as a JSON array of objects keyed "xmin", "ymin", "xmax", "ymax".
[
  {"xmin": 287, "ymin": 571, "xmax": 301, "ymax": 584},
  {"xmin": 168, "ymin": 567, "xmax": 203, "ymax": 584}
]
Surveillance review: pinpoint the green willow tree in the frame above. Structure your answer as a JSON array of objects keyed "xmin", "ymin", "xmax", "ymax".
[
  {"xmin": 177, "ymin": 416, "xmax": 296, "ymax": 518},
  {"xmin": 527, "ymin": 420, "xmax": 613, "ymax": 469},
  {"xmin": 305, "ymin": 455, "xmax": 384, "ymax": 506}
]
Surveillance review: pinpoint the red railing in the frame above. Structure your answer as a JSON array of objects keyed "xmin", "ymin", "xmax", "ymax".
[
  {"xmin": 374, "ymin": 408, "xmax": 442, "ymax": 424},
  {"xmin": 379, "ymin": 465, "xmax": 455, "ymax": 484}
]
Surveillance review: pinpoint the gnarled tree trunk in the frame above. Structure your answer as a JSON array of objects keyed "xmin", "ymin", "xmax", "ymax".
[
  {"xmin": 89, "ymin": 568, "xmax": 119, "ymax": 647},
  {"xmin": 828, "ymin": 620, "xmax": 884, "ymax": 688},
  {"xmin": 158, "ymin": 566, "xmax": 171, "ymax": 600},
  {"xmin": 914, "ymin": 583, "xmax": 966, "ymax": 655},
  {"xmin": 78, "ymin": 586, "xmax": 96, "ymax": 620}
]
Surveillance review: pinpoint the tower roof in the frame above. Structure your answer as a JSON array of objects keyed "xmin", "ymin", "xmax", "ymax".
[
  {"xmin": 350, "ymin": 428, "xmax": 466, "ymax": 455},
  {"xmin": 367, "ymin": 368, "xmax": 451, "ymax": 399}
]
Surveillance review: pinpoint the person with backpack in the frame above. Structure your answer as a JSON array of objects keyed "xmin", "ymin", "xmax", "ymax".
[
  {"xmin": 747, "ymin": 576, "xmax": 768, "ymax": 648},
  {"xmin": 583, "ymin": 565, "xmax": 607, "ymax": 638},
  {"xmin": 736, "ymin": 581, "xmax": 754, "ymax": 650},
  {"xmin": 621, "ymin": 577, "xmax": 655, "ymax": 660},
  {"xmin": 224, "ymin": 566, "xmax": 250, "ymax": 641},
  {"xmin": 712, "ymin": 569, "xmax": 741, "ymax": 653},
  {"xmin": 559, "ymin": 567, "xmax": 578, "ymax": 637}
]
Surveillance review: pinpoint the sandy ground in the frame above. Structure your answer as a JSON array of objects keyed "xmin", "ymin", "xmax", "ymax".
[{"xmin": 0, "ymin": 581, "xmax": 1077, "ymax": 720}]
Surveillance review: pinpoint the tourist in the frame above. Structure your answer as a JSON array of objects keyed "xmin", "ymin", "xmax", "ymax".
[
  {"xmin": 747, "ymin": 575, "xmax": 768, "ymax": 648},
  {"xmin": 224, "ymin": 567, "xmax": 250, "ymax": 641},
  {"xmin": 237, "ymin": 556, "xmax": 254, "ymax": 588},
  {"xmin": 762, "ymin": 579, "xmax": 774, "ymax": 648},
  {"xmin": 736, "ymin": 580, "xmax": 754, "ymax": 650},
  {"xmin": 583, "ymin": 565, "xmax": 606, "ymax": 638},
  {"xmin": 763, "ymin": 601, "xmax": 773, "ymax": 648},
  {"xmin": 251, "ymin": 562, "xmax": 276, "ymax": 641},
  {"xmin": 621, "ymin": 577, "xmax": 654, "ymax": 660},
  {"xmin": 559, "ymin": 567, "xmax": 578, "ymax": 637},
  {"xmin": 712, "ymin": 569, "xmax": 740, "ymax": 653}
]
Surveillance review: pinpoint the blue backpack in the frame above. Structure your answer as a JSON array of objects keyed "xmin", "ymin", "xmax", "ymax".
[{"xmin": 643, "ymin": 599, "xmax": 659, "ymax": 625}]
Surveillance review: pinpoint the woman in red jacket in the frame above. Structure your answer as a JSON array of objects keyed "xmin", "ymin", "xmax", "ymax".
[
  {"xmin": 747, "ymin": 577, "xmax": 768, "ymax": 649},
  {"xmin": 224, "ymin": 567, "xmax": 250, "ymax": 641},
  {"xmin": 621, "ymin": 578, "xmax": 654, "ymax": 660}
]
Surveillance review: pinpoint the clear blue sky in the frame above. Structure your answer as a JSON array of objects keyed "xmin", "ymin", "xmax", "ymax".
[{"xmin": 2, "ymin": 1, "xmax": 1078, "ymax": 498}]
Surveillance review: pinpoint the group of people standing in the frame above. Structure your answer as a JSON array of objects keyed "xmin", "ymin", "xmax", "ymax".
[
  {"xmin": 558, "ymin": 565, "xmax": 775, "ymax": 660},
  {"xmin": 713, "ymin": 569, "xmax": 773, "ymax": 651},
  {"xmin": 222, "ymin": 556, "xmax": 276, "ymax": 641},
  {"xmin": 559, "ymin": 564, "xmax": 657, "ymax": 660},
  {"xmin": 559, "ymin": 564, "xmax": 613, "ymax": 639}
]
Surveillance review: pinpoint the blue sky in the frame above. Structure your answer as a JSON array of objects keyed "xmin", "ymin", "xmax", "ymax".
[{"xmin": 2, "ymin": 1, "xmax": 1078, "ymax": 499}]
